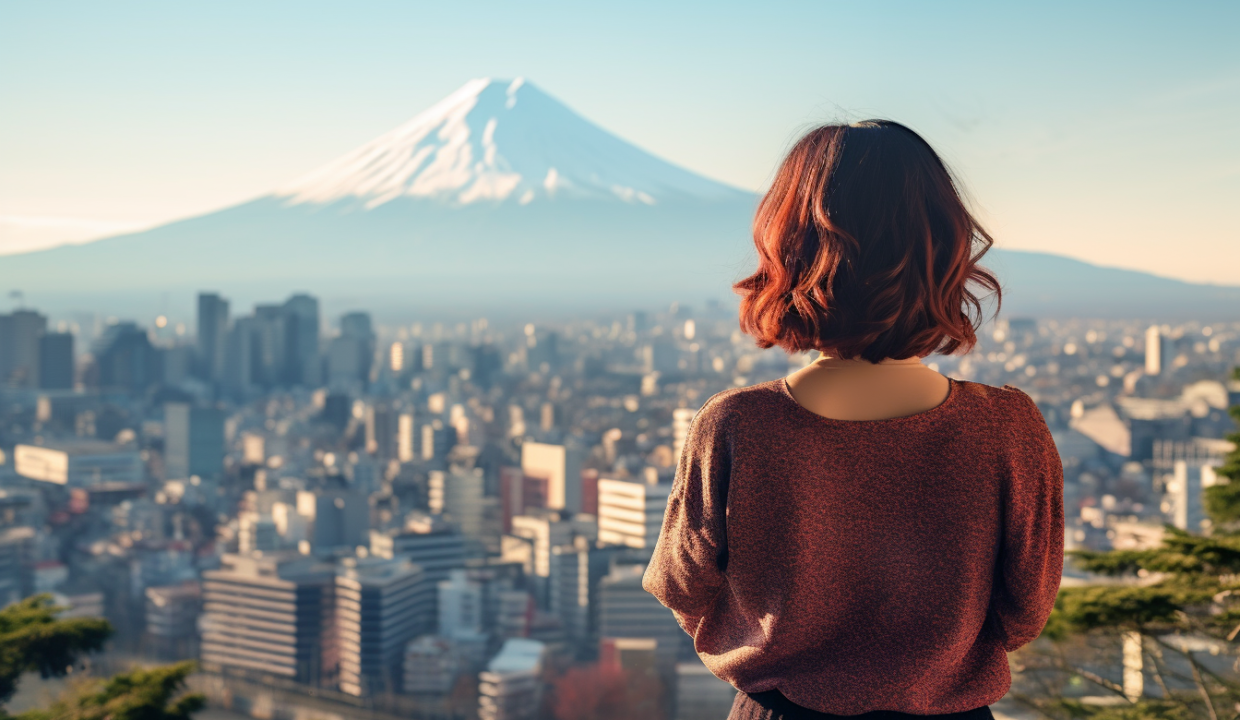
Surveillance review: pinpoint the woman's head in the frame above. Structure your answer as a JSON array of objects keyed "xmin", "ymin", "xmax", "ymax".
[{"xmin": 733, "ymin": 120, "xmax": 1001, "ymax": 362}]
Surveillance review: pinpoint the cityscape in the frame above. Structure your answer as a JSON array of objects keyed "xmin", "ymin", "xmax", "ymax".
[
  {"xmin": 3, "ymin": 3, "xmax": 1237, "ymax": 718},
  {"xmin": 1, "ymin": 290, "xmax": 1238, "ymax": 719}
]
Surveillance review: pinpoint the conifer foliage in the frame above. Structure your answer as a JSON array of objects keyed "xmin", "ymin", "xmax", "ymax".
[
  {"xmin": 0, "ymin": 594, "xmax": 204, "ymax": 720},
  {"xmin": 1015, "ymin": 366, "xmax": 1240, "ymax": 719}
]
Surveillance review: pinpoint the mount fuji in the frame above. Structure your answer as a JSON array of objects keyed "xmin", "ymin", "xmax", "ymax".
[
  {"xmin": 0, "ymin": 78, "xmax": 760, "ymax": 318},
  {"xmin": 3, "ymin": 77, "xmax": 1238, "ymax": 320}
]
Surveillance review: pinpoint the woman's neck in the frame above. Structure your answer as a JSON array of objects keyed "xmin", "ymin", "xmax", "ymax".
[{"xmin": 813, "ymin": 353, "xmax": 926, "ymax": 368}]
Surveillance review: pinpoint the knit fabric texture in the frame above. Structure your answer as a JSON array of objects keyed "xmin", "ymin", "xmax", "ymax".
[{"xmin": 641, "ymin": 377, "xmax": 1065, "ymax": 715}]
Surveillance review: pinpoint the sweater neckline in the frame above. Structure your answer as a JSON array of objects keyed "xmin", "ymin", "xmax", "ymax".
[{"xmin": 776, "ymin": 375, "xmax": 959, "ymax": 427}]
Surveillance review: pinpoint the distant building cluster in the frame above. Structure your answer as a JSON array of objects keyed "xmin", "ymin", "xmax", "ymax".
[{"xmin": 1, "ymin": 299, "xmax": 1238, "ymax": 719}]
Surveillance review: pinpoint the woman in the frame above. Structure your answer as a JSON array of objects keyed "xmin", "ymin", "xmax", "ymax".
[{"xmin": 641, "ymin": 120, "xmax": 1064, "ymax": 719}]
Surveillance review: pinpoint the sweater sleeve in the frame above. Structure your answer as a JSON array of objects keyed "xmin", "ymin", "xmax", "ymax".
[
  {"xmin": 988, "ymin": 387, "xmax": 1065, "ymax": 652},
  {"xmin": 641, "ymin": 396, "xmax": 731, "ymax": 637}
]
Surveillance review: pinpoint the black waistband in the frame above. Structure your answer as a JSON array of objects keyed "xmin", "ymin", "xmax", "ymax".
[{"xmin": 732, "ymin": 689, "xmax": 995, "ymax": 720}]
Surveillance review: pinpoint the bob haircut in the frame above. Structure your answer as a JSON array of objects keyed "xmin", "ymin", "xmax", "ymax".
[{"xmin": 733, "ymin": 120, "xmax": 1001, "ymax": 362}]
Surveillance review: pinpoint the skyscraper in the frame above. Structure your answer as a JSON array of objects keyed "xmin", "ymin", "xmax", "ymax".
[
  {"xmin": 196, "ymin": 292, "xmax": 229, "ymax": 383},
  {"xmin": 335, "ymin": 556, "xmax": 430, "ymax": 696},
  {"xmin": 597, "ymin": 477, "xmax": 672, "ymax": 552},
  {"xmin": 521, "ymin": 442, "xmax": 586, "ymax": 514},
  {"xmin": 327, "ymin": 311, "xmax": 375, "ymax": 388},
  {"xmin": 672, "ymin": 407, "xmax": 697, "ymax": 468},
  {"xmin": 164, "ymin": 402, "xmax": 226, "ymax": 480},
  {"xmin": 1145, "ymin": 325, "xmax": 1162, "ymax": 375},
  {"xmin": 199, "ymin": 552, "xmax": 332, "ymax": 685},
  {"xmin": 282, "ymin": 294, "xmax": 321, "ymax": 386},
  {"xmin": 92, "ymin": 322, "xmax": 157, "ymax": 394},
  {"xmin": 38, "ymin": 332, "xmax": 74, "ymax": 390},
  {"xmin": 0, "ymin": 309, "xmax": 47, "ymax": 388}
]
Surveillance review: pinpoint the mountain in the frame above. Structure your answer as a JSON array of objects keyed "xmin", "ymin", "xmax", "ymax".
[
  {"xmin": 1, "ymin": 77, "xmax": 1236, "ymax": 321},
  {"xmin": 274, "ymin": 77, "xmax": 748, "ymax": 209}
]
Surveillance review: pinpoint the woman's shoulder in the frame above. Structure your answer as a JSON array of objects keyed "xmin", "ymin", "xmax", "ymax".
[
  {"xmin": 698, "ymin": 379, "xmax": 786, "ymax": 414},
  {"xmin": 954, "ymin": 378, "xmax": 1042, "ymax": 415}
]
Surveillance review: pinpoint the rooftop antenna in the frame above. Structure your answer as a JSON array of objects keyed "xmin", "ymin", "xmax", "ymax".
[{"xmin": 8, "ymin": 290, "xmax": 23, "ymax": 309}]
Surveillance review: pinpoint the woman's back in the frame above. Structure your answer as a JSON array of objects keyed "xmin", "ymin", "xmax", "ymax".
[{"xmin": 641, "ymin": 378, "xmax": 1064, "ymax": 715}]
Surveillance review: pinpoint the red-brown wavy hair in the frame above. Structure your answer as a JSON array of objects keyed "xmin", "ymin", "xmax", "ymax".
[{"xmin": 733, "ymin": 120, "xmax": 1002, "ymax": 361}]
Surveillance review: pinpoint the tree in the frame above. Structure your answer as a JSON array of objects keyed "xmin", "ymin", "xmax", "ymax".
[
  {"xmin": 0, "ymin": 595, "xmax": 111, "ymax": 705},
  {"xmin": 0, "ymin": 594, "xmax": 204, "ymax": 720},
  {"xmin": 1009, "ymin": 366, "xmax": 1240, "ymax": 719},
  {"xmin": 13, "ymin": 662, "xmax": 204, "ymax": 720}
]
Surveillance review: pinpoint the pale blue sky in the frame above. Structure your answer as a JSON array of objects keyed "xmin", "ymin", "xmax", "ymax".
[{"xmin": 1, "ymin": 1, "xmax": 1237, "ymax": 282}]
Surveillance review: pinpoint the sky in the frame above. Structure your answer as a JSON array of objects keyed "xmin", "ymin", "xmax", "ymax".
[{"xmin": 1, "ymin": 0, "xmax": 1237, "ymax": 284}]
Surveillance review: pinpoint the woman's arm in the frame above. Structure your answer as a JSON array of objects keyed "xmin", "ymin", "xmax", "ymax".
[
  {"xmin": 989, "ymin": 388, "xmax": 1066, "ymax": 652},
  {"xmin": 641, "ymin": 395, "xmax": 732, "ymax": 636}
]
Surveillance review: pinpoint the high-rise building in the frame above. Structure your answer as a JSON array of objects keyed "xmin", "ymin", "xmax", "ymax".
[
  {"xmin": 520, "ymin": 442, "xmax": 586, "ymax": 514},
  {"xmin": 164, "ymin": 403, "xmax": 226, "ymax": 480},
  {"xmin": 365, "ymin": 401, "xmax": 398, "ymax": 460},
  {"xmin": 478, "ymin": 638, "xmax": 547, "ymax": 720},
  {"xmin": 251, "ymin": 304, "xmax": 288, "ymax": 388},
  {"xmin": 435, "ymin": 569, "xmax": 492, "ymax": 665},
  {"xmin": 672, "ymin": 407, "xmax": 697, "ymax": 468},
  {"xmin": 404, "ymin": 635, "xmax": 465, "ymax": 694},
  {"xmin": 549, "ymin": 536, "xmax": 590, "ymax": 655},
  {"xmin": 1145, "ymin": 325, "xmax": 1162, "ymax": 375},
  {"xmin": 92, "ymin": 322, "xmax": 157, "ymax": 394},
  {"xmin": 326, "ymin": 311, "xmax": 375, "ymax": 389},
  {"xmin": 597, "ymin": 477, "xmax": 672, "ymax": 551},
  {"xmin": 398, "ymin": 412, "xmax": 416, "ymax": 462},
  {"xmin": 282, "ymin": 294, "xmax": 321, "ymax": 386},
  {"xmin": 199, "ymin": 552, "xmax": 333, "ymax": 684},
  {"xmin": 510, "ymin": 509, "xmax": 575, "ymax": 581},
  {"xmin": 298, "ymin": 489, "xmax": 368, "ymax": 554},
  {"xmin": 0, "ymin": 527, "xmax": 35, "ymax": 607},
  {"xmin": 37, "ymin": 332, "xmax": 73, "ymax": 390},
  {"xmin": 335, "ymin": 556, "xmax": 431, "ymax": 697},
  {"xmin": 430, "ymin": 467, "xmax": 503, "ymax": 556},
  {"xmin": 1170, "ymin": 459, "xmax": 1222, "ymax": 533},
  {"xmin": 421, "ymin": 420, "xmax": 457, "ymax": 461},
  {"xmin": 145, "ymin": 582, "xmax": 202, "ymax": 659},
  {"xmin": 0, "ymin": 309, "xmax": 47, "ymax": 388},
  {"xmin": 196, "ymin": 293, "xmax": 229, "ymax": 383},
  {"xmin": 370, "ymin": 513, "xmax": 468, "ymax": 625},
  {"xmin": 222, "ymin": 316, "xmax": 255, "ymax": 398},
  {"xmin": 14, "ymin": 441, "xmax": 142, "ymax": 487},
  {"xmin": 599, "ymin": 563, "xmax": 683, "ymax": 676}
]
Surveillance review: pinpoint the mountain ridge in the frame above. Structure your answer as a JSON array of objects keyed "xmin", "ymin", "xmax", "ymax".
[{"xmin": 0, "ymin": 78, "xmax": 1235, "ymax": 321}]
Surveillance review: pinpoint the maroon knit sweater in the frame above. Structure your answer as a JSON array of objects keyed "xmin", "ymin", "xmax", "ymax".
[{"xmin": 641, "ymin": 377, "xmax": 1064, "ymax": 715}]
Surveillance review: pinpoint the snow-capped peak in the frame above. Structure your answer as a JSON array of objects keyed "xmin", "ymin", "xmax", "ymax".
[{"xmin": 273, "ymin": 77, "xmax": 746, "ymax": 209}]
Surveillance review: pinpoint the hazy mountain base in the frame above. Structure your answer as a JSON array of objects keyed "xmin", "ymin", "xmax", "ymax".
[
  {"xmin": 2, "ymin": 194, "xmax": 1238, "ymax": 322},
  {"xmin": 0, "ymin": 196, "xmax": 758, "ymax": 320}
]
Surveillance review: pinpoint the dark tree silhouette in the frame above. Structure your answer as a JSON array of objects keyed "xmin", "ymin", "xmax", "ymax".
[{"xmin": 1013, "ymin": 366, "xmax": 1240, "ymax": 719}]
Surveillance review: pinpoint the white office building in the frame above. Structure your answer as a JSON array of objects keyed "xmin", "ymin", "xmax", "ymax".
[
  {"xmin": 404, "ymin": 634, "xmax": 465, "ymax": 694},
  {"xmin": 14, "ymin": 441, "xmax": 142, "ymax": 487},
  {"xmin": 478, "ymin": 638, "xmax": 547, "ymax": 720},
  {"xmin": 1170, "ymin": 459, "xmax": 1223, "ymax": 533},
  {"xmin": 199, "ymin": 552, "xmax": 331, "ymax": 684},
  {"xmin": 335, "ymin": 556, "xmax": 430, "ymax": 696},
  {"xmin": 597, "ymin": 477, "xmax": 672, "ymax": 551}
]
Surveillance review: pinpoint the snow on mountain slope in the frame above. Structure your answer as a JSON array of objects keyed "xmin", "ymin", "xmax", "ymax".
[{"xmin": 274, "ymin": 77, "xmax": 748, "ymax": 209}]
